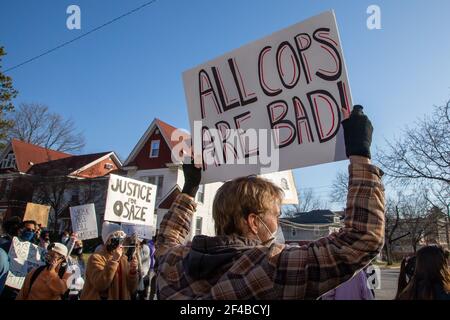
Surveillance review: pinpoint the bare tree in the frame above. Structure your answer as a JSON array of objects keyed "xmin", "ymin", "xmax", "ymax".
[
  {"xmin": 283, "ymin": 188, "xmax": 328, "ymax": 217},
  {"xmin": 8, "ymin": 103, "xmax": 85, "ymax": 152},
  {"xmin": 377, "ymin": 100, "xmax": 450, "ymax": 185},
  {"xmin": 329, "ymin": 170, "xmax": 348, "ymax": 206}
]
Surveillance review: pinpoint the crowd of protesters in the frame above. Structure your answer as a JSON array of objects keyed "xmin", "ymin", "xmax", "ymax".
[{"xmin": 0, "ymin": 106, "xmax": 448, "ymax": 300}]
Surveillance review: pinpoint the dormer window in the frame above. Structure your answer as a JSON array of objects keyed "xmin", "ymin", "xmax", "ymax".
[
  {"xmin": 1, "ymin": 153, "xmax": 16, "ymax": 169},
  {"xmin": 150, "ymin": 140, "xmax": 160, "ymax": 158}
]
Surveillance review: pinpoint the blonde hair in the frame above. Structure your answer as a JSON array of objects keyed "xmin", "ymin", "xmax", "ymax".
[{"xmin": 212, "ymin": 176, "xmax": 283, "ymax": 236}]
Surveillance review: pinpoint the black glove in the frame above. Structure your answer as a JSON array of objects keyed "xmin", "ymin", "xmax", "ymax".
[
  {"xmin": 341, "ymin": 105, "xmax": 373, "ymax": 159},
  {"xmin": 181, "ymin": 162, "xmax": 201, "ymax": 197}
]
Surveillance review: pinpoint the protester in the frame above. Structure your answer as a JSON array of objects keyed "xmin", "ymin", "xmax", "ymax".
[
  {"xmin": 16, "ymin": 242, "xmax": 70, "ymax": 300},
  {"xmin": 63, "ymin": 233, "xmax": 86, "ymax": 300},
  {"xmin": 0, "ymin": 216, "xmax": 22, "ymax": 252},
  {"xmin": 39, "ymin": 229, "xmax": 51, "ymax": 251},
  {"xmin": 321, "ymin": 270, "xmax": 374, "ymax": 300},
  {"xmin": 61, "ymin": 230, "xmax": 70, "ymax": 246},
  {"xmin": 396, "ymin": 245, "xmax": 450, "ymax": 300},
  {"xmin": 148, "ymin": 237, "xmax": 156, "ymax": 300},
  {"xmin": 0, "ymin": 248, "xmax": 9, "ymax": 295},
  {"xmin": 80, "ymin": 222, "xmax": 138, "ymax": 300},
  {"xmin": 155, "ymin": 105, "xmax": 385, "ymax": 299},
  {"xmin": 135, "ymin": 239, "xmax": 152, "ymax": 300},
  {"xmin": 0, "ymin": 219, "xmax": 40, "ymax": 300}
]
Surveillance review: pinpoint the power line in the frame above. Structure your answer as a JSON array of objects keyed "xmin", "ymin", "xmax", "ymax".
[{"xmin": 4, "ymin": 0, "xmax": 158, "ymax": 73}]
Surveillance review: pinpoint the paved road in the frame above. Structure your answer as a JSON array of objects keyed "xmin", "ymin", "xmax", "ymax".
[{"xmin": 374, "ymin": 268, "xmax": 400, "ymax": 300}]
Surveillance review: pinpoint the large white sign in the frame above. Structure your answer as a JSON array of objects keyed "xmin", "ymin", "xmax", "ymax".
[
  {"xmin": 70, "ymin": 203, "xmax": 98, "ymax": 240},
  {"xmin": 104, "ymin": 174, "xmax": 157, "ymax": 226},
  {"xmin": 183, "ymin": 11, "xmax": 352, "ymax": 184},
  {"xmin": 6, "ymin": 237, "xmax": 45, "ymax": 290}
]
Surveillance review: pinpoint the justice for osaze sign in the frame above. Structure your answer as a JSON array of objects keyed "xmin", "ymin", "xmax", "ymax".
[
  {"xmin": 104, "ymin": 174, "xmax": 156, "ymax": 226},
  {"xmin": 183, "ymin": 11, "xmax": 353, "ymax": 184}
]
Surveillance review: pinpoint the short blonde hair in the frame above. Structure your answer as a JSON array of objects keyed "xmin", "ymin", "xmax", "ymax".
[{"xmin": 212, "ymin": 176, "xmax": 283, "ymax": 236}]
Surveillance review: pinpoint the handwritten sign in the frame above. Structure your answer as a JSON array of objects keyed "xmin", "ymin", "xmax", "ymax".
[
  {"xmin": 104, "ymin": 174, "xmax": 157, "ymax": 226},
  {"xmin": 70, "ymin": 203, "xmax": 98, "ymax": 240},
  {"xmin": 121, "ymin": 223, "xmax": 155, "ymax": 240},
  {"xmin": 183, "ymin": 11, "xmax": 352, "ymax": 184},
  {"xmin": 5, "ymin": 237, "xmax": 45, "ymax": 290},
  {"xmin": 23, "ymin": 203, "xmax": 50, "ymax": 227},
  {"xmin": 260, "ymin": 170, "xmax": 299, "ymax": 205}
]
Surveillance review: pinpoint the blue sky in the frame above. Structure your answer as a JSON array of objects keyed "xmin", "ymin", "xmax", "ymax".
[{"xmin": 1, "ymin": 0, "xmax": 450, "ymax": 208}]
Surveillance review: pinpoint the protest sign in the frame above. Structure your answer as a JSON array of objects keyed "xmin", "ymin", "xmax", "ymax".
[
  {"xmin": 104, "ymin": 174, "xmax": 157, "ymax": 226},
  {"xmin": 70, "ymin": 203, "xmax": 98, "ymax": 240},
  {"xmin": 5, "ymin": 237, "xmax": 45, "ymax": 290},
  {"xmin": 183, "ymin": 11, "xmax": 352, "ymax": 184},
  {"xmin": 121, "ymin": 223, "xmax": 155, "ymax": 240},
  {"xmin": 23, "ymin": 203, "xmax": 50, "ymax": 227},
  {"xmin": 260, "ymin": 170, "xmax": 298, "ymax": 205}
]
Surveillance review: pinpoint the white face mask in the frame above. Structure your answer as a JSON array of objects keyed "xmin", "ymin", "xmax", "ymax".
[{"xmin": 257, "ymin": 216, "xmax": 282, "ymax": 246}]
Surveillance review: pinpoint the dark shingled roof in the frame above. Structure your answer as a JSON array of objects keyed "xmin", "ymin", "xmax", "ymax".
[{"xmin": 282, "ymin": 210, "xmax": 338, "ymax": 224}]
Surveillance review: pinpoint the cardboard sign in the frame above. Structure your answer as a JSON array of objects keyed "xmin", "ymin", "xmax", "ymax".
[
  {"xmin": 104, "ymin": 174, "xmax": 157, "ymax": 226},
  {"xmin": 70, "ymin": 203, "xmax": 98, "ymax": 240},
  {"xmin": 121, "ymin": 223, "xmax": 155, "ymax": 240},
  {"xmin": 260, "ymin": 170, "xmax": 299, "ymax": 205},
  {"xmin": 23, "ymin": 203, "xmax": 50, "ymax": 227},
  {"xmin": 183, "ymin": 11, "xmax": 352, "ymax": 184},
  {"xmin": 5, "ymin": 237, "xmax": 45, "ymax": 290}
]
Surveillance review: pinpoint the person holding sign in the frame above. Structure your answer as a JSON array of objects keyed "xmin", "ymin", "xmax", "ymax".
[
  {"xmin": 16, "ymin": 243, "xmax": 70, "ymax": 300},
  {"xmin": 80, "ymin": 222, "xmax": 139, "ymax": 300},
  {"xmin": 155, "ymin": 106, "xmax": 385, "ymax": 300}
]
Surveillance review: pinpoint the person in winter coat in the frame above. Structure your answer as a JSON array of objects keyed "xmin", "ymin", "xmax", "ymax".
[{"xmin": 80, "ymin": 222, "xmax": 138, "ymax": 300}]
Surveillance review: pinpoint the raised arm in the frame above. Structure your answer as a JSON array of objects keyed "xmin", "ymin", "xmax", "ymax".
[
  {"xmin": 155, "ymin": 163, "xmax": 200, "ymax": 259},
  {"xmin": 275, "ymin": 106, "xmax": 385, "ymax": 299}
]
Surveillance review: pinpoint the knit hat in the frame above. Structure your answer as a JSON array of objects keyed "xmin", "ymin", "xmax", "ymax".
[
  {"xmin": 49, "ymin": 242, "xmax": 68, "ymax": 257},
  {"xmin": 102, "ymin": 221, "xmax": 125, "ymax": 244}
]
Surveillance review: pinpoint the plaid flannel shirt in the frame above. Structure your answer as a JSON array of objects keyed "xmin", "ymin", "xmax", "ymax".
[{"xmin": 155, "ymin": 163, "xmax": 385, "ymax": 300}]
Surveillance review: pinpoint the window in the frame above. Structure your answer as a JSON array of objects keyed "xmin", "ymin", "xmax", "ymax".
[
  {"xmin": 149, "ymin": 140, "xmax": 160, "ymax": 158},
  {"xmin": 147, "ymin": 175, "xmax": 164, "ymax": 198},
  {"xmin": 0, "ymin": 153, "xmax": 16, "ymax": 169},
  {"xmin": 291, "ymin": 227, "xmax": 296, "ymax": 237},
  {"xmin": 333, "ymin": 216, "xmax": 341, "ymax": 224},
  {"xmin": 196, "ymin": 185, "xmax": 205, "ymax": 203},
  {"xmin": 195, "ymin": 217, "xmax": 203, "ymax": 235}
]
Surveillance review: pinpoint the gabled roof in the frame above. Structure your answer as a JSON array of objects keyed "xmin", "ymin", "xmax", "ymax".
[
  {"xmin": 1, "ymin": 139, "xmax": 72, "ymax": 173},
  {"xmin": 124, "ymin": 118, "xmax": 190, "ymax": 167},
  {"xmin": 28, "ymin": 151, "xmax": 122, "ymax": 177}
]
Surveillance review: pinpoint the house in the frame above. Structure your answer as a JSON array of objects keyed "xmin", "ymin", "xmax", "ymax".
[
  {"xmin": 123, "ymin": 118, "xmax": 223, "ymax": 239},
  {"xmin": 0, "ymin": 139, "xmax": 122, "ymax": 234},
  {"xmin": 28, "ymin": 151, "xmax": 123, "ymax": 233},
  {"xmin": 0, "ymin": 139, "xmax": 71, "ymax": 222},
  {"xmin": 280, "ymin": 210, "xmax": 344, "ymax": 245}
]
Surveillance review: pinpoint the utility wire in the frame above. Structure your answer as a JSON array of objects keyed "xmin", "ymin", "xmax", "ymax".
[{"xmin": 4, "ymin": 0, "xmax": 157, "ymax": 73}]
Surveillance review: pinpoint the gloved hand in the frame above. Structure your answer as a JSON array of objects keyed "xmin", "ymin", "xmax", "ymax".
[
  {"xmin": 181, "ymin": 162, "xmax": 202, "ymax": 197},
  {"xmin": 341, "ymin": 105, "xmax": 373, "ymax": 159}
]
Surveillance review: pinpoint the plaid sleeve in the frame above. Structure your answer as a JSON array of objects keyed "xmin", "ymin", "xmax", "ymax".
[
  {"xmin": 275, "ymin": 163, "xmax": 385, "ymax": 300},
  {"xmin": 155, "ymin": 194, "xmax": 197, "ymax": 259}
]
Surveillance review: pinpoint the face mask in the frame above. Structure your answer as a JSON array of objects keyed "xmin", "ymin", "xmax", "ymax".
[
  {"xmin": 21, "ymin": 231, "xmax": 35, "ymax": 242},
  {"xmin": 256, "ymin": 216, "xmax": 278, "ymax": 246}
]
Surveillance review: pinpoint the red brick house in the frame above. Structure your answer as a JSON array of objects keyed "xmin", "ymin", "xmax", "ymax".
[{"xmin": 0, "ymin": 139, "xmax": 122, "ymax": 233}]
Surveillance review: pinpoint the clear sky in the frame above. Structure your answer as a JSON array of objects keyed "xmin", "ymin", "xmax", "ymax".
[{"xmin": 1, "ymin": 0, "xmax": 450, "ymax": 208}]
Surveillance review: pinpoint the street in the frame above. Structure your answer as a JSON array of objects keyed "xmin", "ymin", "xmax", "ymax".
[{"xmin": 374, "ymin": 268, "xmax": 400, "ymax": 300}]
